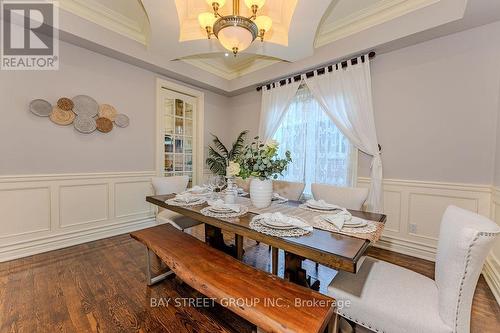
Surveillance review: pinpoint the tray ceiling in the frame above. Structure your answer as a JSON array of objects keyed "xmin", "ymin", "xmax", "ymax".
[{"xmin": 55, "ymin": 0, "xmax": 475, "ymax": 93}]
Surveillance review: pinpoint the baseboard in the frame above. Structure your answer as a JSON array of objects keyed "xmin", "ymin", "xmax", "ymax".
[
  {"xmin": 483, "ymin": 254, "xmax": 500, "ymax": 304},
  {"xmin": 0, "ymin": 217, "xmax": 156, "ymax": 263}
]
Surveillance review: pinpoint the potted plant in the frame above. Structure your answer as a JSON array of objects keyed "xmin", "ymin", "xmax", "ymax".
[
  {"xmin": 206, "ymin": 130, "xmax": 248, "ymax": 176},
  {"xmin": 236, "ymin": 137, "xmax": 292, "ymax": 208}
]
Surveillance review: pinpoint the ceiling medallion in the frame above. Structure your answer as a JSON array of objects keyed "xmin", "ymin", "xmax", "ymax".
[{"xmin": 198, "ymin": 0, "xmax": 272, "ymax": 56}]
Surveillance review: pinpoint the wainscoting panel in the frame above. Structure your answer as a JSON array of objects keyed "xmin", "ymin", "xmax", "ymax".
[
  {"xmin": 484, "ymin": 187, "xmax": 500, "ymax": 304},
  {"xmin": 358, "ymin": 178, "xmax": 492, "ymax": 261},
  {"xmin": 0, "ymin": 172, "xmax": 157, "ymax": 262}
]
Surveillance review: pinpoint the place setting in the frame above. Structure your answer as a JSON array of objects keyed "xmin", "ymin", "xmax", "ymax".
[
  {"xmin": 200, "ymin": 199, "xmax": 249, "ymax": 218},
  {"xmin": 250, "ymin": 212, "xmax": 313, "ymax": 237},
  {"xmin": 165, "ymin": 192, "xmax": 206, "ymax": 207},
  {"xmin": 299, "ymin": 199, "xmax": 343, "ymax": 212}
]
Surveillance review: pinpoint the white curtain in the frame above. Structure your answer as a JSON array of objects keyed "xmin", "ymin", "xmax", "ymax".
[
  {"xmin": 258, "ymin": 81, "xmax": 301, "ymax": 142},
  {"xmin": 273, "ymin": 86, "xmax": 357, "ymax": 196},
  {"xmin": 304, "ymin": 57, "xmax": 383, "ymax": 213}
]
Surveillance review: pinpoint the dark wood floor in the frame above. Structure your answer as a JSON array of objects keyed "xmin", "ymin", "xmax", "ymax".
[{"xmin": 0, "ymin": 225, "xmax": 499, "ymax": 333}]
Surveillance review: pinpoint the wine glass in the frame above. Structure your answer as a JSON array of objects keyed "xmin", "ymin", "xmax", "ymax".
[{"xmin": 214, "ymin": 176, "xmax": 226, "ymax": 193}]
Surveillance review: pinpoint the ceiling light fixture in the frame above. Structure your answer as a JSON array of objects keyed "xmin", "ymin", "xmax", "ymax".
[{"xmin": 199, "ymin": 0, "xmax": 272, "ymax": 56}]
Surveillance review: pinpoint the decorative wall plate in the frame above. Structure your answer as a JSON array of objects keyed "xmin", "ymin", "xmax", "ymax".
[
  {"xmin": 57, "ymin": 97, "xmax": 74, "ymax": 111},
  {"xmin": 98, "ymin": 104, "xmax": 117, "ymax": 121},
  {"xmin": 96, "ymin": 117, "xmax": 113, "ymax": 133},
  {"xmin": 74, "ymin": 116, "xmax": 97, "ymax": 133},
  {"xmin": 50, "ymin": 107, "xmax": 75, "ymax": 125},
  {"xmin": 73, "ymin": 95, "xmax": 98, "ymax": 117},
  {"xmin": 29, "ymin": 99, "xmax": 52, "ymax": 117},
  {"xmin": 114, "ymin": 114, "xmax": 130, "ymax": 128}
]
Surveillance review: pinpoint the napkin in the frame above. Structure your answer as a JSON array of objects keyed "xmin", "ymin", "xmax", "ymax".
[
  {"xmin": 322, "ymin": 210, "xmax": 353, "ymax": 230},
  {"xmin": 207, "ymin": 199, "xmax": 241, "ymax": 213},
  {"xmin": 261, "ymin": 212, "xmax": 313, "ymax": 232},
  {"xmin": 306, "ymin": 199, "xmax": 342, "ymax": 210},
  {"xmin": 173, "ymin": 193, "xmax": 198, "ymax": 203},
  {"xmin": 272, "ymin": 193, "xmax": 288, "ymax": 203}
]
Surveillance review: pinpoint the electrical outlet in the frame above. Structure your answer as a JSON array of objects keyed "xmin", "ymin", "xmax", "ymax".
[{"xmin": 409, "ymin": 224, "xmax": 417, "ymax": 233}]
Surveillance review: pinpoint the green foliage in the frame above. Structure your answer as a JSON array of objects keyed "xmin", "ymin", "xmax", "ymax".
[
  {"xmin": 206, "ymin": 130, "xmax": 248, "ymax": 176},
  {"xmin": 236, "ymin": 136, "xmax": 292, "ymax": 181}
]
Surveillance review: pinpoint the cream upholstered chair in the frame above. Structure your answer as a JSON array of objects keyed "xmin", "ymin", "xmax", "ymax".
[
  {"xmin": 327, "ymin": 206, "xmax": 500, "ymax": 333},
  {"xmin": 311, "ymin": 183, "xmax": 368, "ymax": 210},
  {"xmin": 273, "ymin": 180, "xmax": 305, "ymax": 201},
  {"xmin": 151, "ymin": 176, "xmax": 202, "ymax": 231}
]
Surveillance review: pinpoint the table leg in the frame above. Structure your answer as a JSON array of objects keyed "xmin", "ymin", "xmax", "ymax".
[
  {"xmin": 235, "ymin": 234, "xmax": 244, "ymax": 260},
  {"xmin": 204, "ymin": 224, "xmax": 238, "ymax": 258},
  {"xmin": 284, "ymin": 252, "xmax": 320, "ymax": 291},
  {"xmin": 271, "ymin": 247, "xmax": 279, "ymax": 276}
]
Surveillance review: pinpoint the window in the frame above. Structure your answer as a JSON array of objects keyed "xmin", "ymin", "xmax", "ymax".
[{"xmin": 273, "ymin": 85, "xmax": 357, "ymax": 195}]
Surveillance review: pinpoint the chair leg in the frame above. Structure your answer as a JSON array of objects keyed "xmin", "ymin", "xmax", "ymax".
[
  {"xmin": 146, "ymin": 248, "xmax": 174, "ymax": 286},
  {"xmin": 327, "ymin": 313, "xmax": 340, "ymax": 333}
]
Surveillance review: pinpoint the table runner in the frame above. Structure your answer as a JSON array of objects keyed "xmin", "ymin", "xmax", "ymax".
[{"xmin": 236, "ymin": 197, "xmax": 384, "ymax": 243}]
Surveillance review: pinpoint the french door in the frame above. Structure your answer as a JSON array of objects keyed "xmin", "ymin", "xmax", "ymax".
[{"xmin": 159, "ymin": 88, "xmax": 198, "ymax": 186}]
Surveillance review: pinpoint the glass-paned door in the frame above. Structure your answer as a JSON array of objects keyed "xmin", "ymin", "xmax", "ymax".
[{"xmin": 161, "ymin": 89, "xmax": 197, "ymax": 186}]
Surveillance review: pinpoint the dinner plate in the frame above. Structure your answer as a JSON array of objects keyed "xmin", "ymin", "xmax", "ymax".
[
  {"xmin": 260, "ymin": 218, "xmax": 296, "ymax": 230},
  {"xmin": 344, "ymin": 217, "xmax": 368, "ymax": 228},
  {"xmin": 306, "ymin": 203, "xmax": 339, "ymax": 211},
  {"xmin": 209, "ymin": 206, "xmax": 236, "ymax": 213}
]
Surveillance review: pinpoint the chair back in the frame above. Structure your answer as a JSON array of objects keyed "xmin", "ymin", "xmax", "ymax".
[
  {"xmin": 434, "ymin": 206, "xmax": 499, "ymax": 333},
  {"xmin": 273, "ymin": 180, "xmax": 305, "ymax": 201},
  {"xmin": 152, "ymin": 176, "xmax": 189, "ymax": 195},
  {"xmin": 311, "ymin": 183, "xmax": 368, "ymax": 210}
]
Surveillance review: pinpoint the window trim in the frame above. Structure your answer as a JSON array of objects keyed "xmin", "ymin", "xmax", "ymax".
[{"xmin": 156, "ymin": 79, "xmax": 204, "ymax": 185}]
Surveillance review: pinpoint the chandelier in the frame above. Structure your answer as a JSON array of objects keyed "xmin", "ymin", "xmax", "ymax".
[{"xmin": 198, "ymin": 0, "xmax": 272, "ymax": 56}]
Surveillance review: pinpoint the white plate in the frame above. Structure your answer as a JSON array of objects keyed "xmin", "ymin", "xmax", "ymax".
[
  {"xmin": 173, "ymin": 197, "xmax": 201, "ymax": 204},
  {"xmin": 307, "ymin": 203, "xmax": 339, "ymax": 211},
  {"xmin": 209, "ymin": 206, "xmax": 239, "ymax": 213},
  {"xmin": 344, "ymin": 217, "xmax": 368, "ymax": 228},
  {"xmin": 259, "ymin": 219, "xmax": 296, "ymax": 230}
]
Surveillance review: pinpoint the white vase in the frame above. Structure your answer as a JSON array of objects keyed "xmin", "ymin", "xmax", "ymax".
[{"xmin": 250, "ymin": 178, "xmax": 273, "ymax": 208}]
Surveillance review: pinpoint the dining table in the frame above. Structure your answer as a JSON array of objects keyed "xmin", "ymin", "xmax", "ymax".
[{"xmin": 146, "ymin": 194, "xmax": 386, "ymax": 290}]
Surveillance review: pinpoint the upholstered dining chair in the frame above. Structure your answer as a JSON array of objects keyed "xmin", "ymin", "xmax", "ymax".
[
  {"xmin": 273, "ymin": 180, "xmax": 306, "ymax": 201},
  {"xmin": 151, "ymin": 176, "xmax": 203, "ymax": 231},
  {"xmin": 327, "ymin": 205, "xmax": 500, "ymax": 333},
  {"xmin": 311, "ymin": 183, "xmax": 368, "ymax": 210}
]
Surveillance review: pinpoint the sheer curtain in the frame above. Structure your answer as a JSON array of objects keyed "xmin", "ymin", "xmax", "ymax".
[
  {"xmin": 304, "ymin": 57, "xmax": 383, "ymax": 212},
  {"xmin": 273, "ymin": 86, "xmax": 357, "ymax": 195},
  {"xmin": 258, "ymin": 81, "xmax": 301, "ymax": 142}
]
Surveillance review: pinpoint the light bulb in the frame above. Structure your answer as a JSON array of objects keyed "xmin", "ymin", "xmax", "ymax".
[
  {"xmin": 254, "ymin": 15, "xmax": 272, "ymax": 32},
  {"xmin": 206, "ymin": 0, "xmax": 226, "ymax": 8},
  {"xmin": 198, "ymin": 12, "xmax": 216, "ymax": 29},
  {"xmin": 244, "ymin": 0, "xmax": 266, "ymax": 9}
]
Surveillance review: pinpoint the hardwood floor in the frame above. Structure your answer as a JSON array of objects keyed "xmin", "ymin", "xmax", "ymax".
[{"xmin": 0, "ymin": 226, "xmax": 499, "ymax": 333}]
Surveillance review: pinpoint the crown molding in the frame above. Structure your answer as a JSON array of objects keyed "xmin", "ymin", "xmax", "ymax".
[
  {"xmin": 315, "ymin": 0, "xmax": 440, "ymax": 48},
  {"xmin": 57, "ymin": 0, "xmax": 149, "ymax": 45},
  {"xmin": 181, "ymin": 56, "xmax": 282, "ymax": 80}
]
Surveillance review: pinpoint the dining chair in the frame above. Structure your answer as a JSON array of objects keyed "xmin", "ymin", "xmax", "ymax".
[
  {"xmin": 327, "ymin": 205, "xmax": 500, "ymax": 333},
  {"xmin": 151, "ymin": 176, "xmax": 203, "ymax": 231},
  {"xmin": 311, "ymin": 183, "xmax": 368, "ymax": 210},
  {"xmin": 273, "ymin": 180, "xmax": 306, "ymax": 201}
]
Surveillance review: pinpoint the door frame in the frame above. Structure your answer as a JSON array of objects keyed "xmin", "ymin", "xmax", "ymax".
[{"xmin": 156, "ymin": 78, "xmax": 205, "ymax": 185}]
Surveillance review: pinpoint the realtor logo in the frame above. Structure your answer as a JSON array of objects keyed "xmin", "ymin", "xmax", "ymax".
[{"xmin": 1, "ymin": 0, "xmax": 59, "ymax": 70}]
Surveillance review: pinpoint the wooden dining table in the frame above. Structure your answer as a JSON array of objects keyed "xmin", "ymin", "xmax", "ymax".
[{"xmin": 146, "ymin": 194, "xmax": 386, "ymax": 290}]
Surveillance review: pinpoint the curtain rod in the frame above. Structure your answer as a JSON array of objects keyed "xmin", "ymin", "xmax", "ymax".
[{"xmin": 256, "ymin": 51, "xmax": 376, "ymax": 92}]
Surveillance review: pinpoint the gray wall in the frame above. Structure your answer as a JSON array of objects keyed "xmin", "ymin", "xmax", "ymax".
[
  {"xmin": 228, "ymin": 21, "xmax": 500, "ymax": 185},
  {"xmin": 0, "ymin": 41, "xmax": 230, "ymax": 175}
]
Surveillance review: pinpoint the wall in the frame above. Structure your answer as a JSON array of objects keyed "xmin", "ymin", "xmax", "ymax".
[{"xmin": 0, "ymin": 40, "xmax": 232, "ymax": 261}]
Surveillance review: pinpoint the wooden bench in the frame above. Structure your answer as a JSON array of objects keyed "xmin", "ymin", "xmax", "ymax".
[{"xmin": 131, "ymin": 224, "xmax": 337, "ymax": 333}]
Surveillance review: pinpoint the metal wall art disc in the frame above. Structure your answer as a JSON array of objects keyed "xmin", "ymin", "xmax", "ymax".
[
  {"xmin": 96, "ymin": 117, "xmax": 113, "ymax": 133},
  {"xmin": 98, "ymin": 104, "xmax": 117, "ymax": 121},
  {"xmin": 50, "ymin": 107, "xmax": 76, "ymax": 126},
  {"xmin": 30, "ymin": 99, "xmax": 52, "ymax": 117},
  {"xmin": 73, "ymin": 95, "xmax": 98, "ymax": 117},
  {"xmin": 74, "ymin": 116, "xmax": 97, "ymax": 134},
  {"xmin": 57, "ymin": 97, "xmax": 74, "ymax": 111},
  {"xmin": 114, "ymin": 114, "xmax": 130, "ymax": 128}
]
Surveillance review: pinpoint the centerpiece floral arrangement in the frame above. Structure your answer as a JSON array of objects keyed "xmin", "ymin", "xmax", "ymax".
[{"xmin": 226, "ymin": 136, "xmax": 292, "ymax": 208}]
